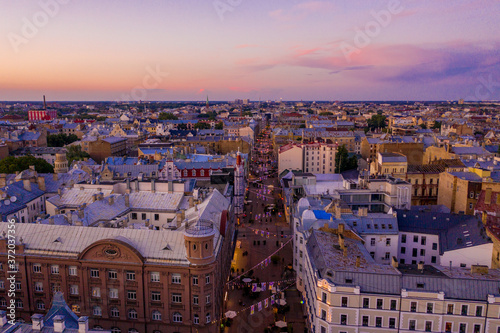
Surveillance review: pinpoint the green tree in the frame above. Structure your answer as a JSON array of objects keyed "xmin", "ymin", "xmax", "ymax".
[
  {"xmin": 0, "ymin": 156, "xmax": 54, "ymax": 173},
  {"xmin": 366, "ymin": 114, "xmax": 387, "ymax": 131},
  {"xmin": 66, "ymin": 145, "xmax": 90, "ymax": 165},
  {"xmin": 47, "ymin": 133, "xmax": 79, "ymax": 147},
  {"xmin": 319, "ymin": 111, "xmax": 333, "ymax": 116},
  {"xmin": 194, "ymin": 122, "xmax": 210, "ymax": 130},
  {"xmin": 158, "ymin": 113, "xmax": 178, "ymax": 120},
  {"xmin": 432, "ymin": 121, "xmax": 442, "ymax": 129},
  {"xmin": 419, "ymin": 123, "xmax": 427, "ymax": 129},
  {"xmin": 214, "ymin": 122, "xmax": 223, "ymax": 130},
  {"xmin": 335, "ymin": 145, "xmax": 358, "ymax": 173}
]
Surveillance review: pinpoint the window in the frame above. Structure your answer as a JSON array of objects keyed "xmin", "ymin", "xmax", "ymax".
[
  {"xmin": 389, "ymin": 318, "xmax": 396, "ymax": 328},
  {"xmin": 127, "ymin": 290, "xmax": 137, "ymax": 300},
  {"xmin": 321, "ymin": 309, "xmax": 326, "ymax": 320},
  {"xmin": 152, "ymin": 310, "xmax": 161, "ymax": 321},
  {"xmin": 193, "ymin": 295, "xmax": 199, "ymax": 305},
  {"xmin": 192, "ymin": 275, "xmax": 198, "ymax": 285},
  {"xmin": 93, "ymin": 306, "xmax": 102, "ymax": 316},
  {"xmin": 474, "ymin": 324, "xmax": 481, "ymax": 333},
  {"xmin": 341, "ymin": 297, "xmax": 348, "ymax": 307},
  {"xmin": 412, "ymin": 248, "xmax": 418, "ymax": 257},
  {"xmin": 431, "ymin": 256, "xmax": 437, "ymax": 263},
  {"xmin": 111, "ymin": 328, "xmax": 121, "ymax": 333},
  {"xmin": 420, "ymin": 249, "xmax": 426, "ymax": 256},
  {"xmin": 363, "ymin": 298, "xmax": 369, "ymax": 308},
  {"xmin": 132, "ymin": 213, "xmax": 137, "ymax": 220},
  {"xmin": 128, "ymin": 309, "xmax": 138, "ymax": 320},
  {"xmin": 92, "ymin": 287, "xmax": 101, "ymax": 298},
  {"xmin": 0, "ymin": 281, "xmax": 4, "ymax": 289},
  {"xmin": 470, "ymin": 191, "xmax": 474, "ymax": 198},
  {"xmin": 432, "ymin": 243, "xmax": 438, "ymax": 250},
  {"xmin": 150, "ymin": 272, "xmax": 160, "ymax": 282},
  {"xmin": 70, "ymin": 285, "xmax": 79, "ymax": 295},
  {"xmin": 340, "ymin": 314, "xmax": 347, "ymax": 325},
  {"xmin": 425, "ymin": 321, "xmax": 432, "ymax": 332},
  {"xmin": 320, "ymin": 327, "xmax": 326, "ymax": 333},
  {"xmin": 409, "ymin": 320, "xmax": 416, "ymax": 331},
  {"xmin": 413, "ymin": 235, "xmax": 418, "ymax": 243},
  {"xmin": 206, "ymin": 294, "xmax": 211, "ymax": 304},
  {"xmin": 385, "ymin": 252, "xmax": 390, "ymax": 260},
  {"xmin": 402, "ymin": 234, "xmax": 407, "ymax": 243},
  {"xmin": 35, "ymin": 282, "xmax": 43, "ymax": 292},
  {"xmin": 386, "ymin": 238, "xmax": 391, "ymax": 246},
  {"xmin": 109, "ymin": 288, "xmax": 118, "ymax": 299},
  {"xmin": 459, "ymin": 323, "xmax": 466, "ymax": 333},
  {"xmin": 205, "ymin": 274, "xmax": 210, "ymax": 284},
  {"xmin": 322, "ymin": 292, "xmax": 327, "ymax": 303},
  {"xmin": 401, "ymin": 247, "xmax": 406, "ymax": 254},
  {"xmin": 445, "ymin": 322, "xmax": 452, "ymax": 332},
  {"xmin": 377, "ymin": 299, "xmax": 383, "ymax": 309},
  {"xmin": 110, "ymin": 307, "xmax": 119, "ymax": 317},
  {"xmin": 36, "ymin": 300, "xmax": 45, "ymax": 310},
  {"xmin": 300, "ymin": 251, "xmax": 303, "ymax": 258},
  {"xmin": 476, "ymin": 306, "xmax": 483, "ymax": 317},
  {"xmin": 72, "ymin": 304, "xmax": 81, "ymax": 313},
  {"xmin": 421, "ymin": 236, "xmax": 426, "ymax": 245},
  {"xmin": 410, "ymin": 302, "xmax": 417, "ymax": 312},
  {"xmin": 90, "ymin": 269, "xmax": 99, "ymax": 278},
  {"xmin": 51, "ymin": 283, "xmax": 61, "ymax": 293},
  {"xmin": 151, "ymin": 291, "xmax": 161, "ymax": 302},
  {"xmin": 461, "ymin": 305, "xmax": 468, "ymax": 316},
  {"xmin": 69, "ymin": 266, "xmax": 77, "ymax": 276},
  {"xmin": 51, "ymin": 265, "xmax": 59, "ymax": 274},
  {"xmin": 172, "ymin": 293, "xmax": 182, "ymax": 303},
  {"xmin": 390, "ymin": 299, "xmax": 397, "ymax": 310},
  {"xmin": 447, "ymin": 304, "xmax": 454, "ymax": 314},
  {"xmin": 171, "ymin": 273, "xmax": 181, "ymax": 284},
  {"xmin": 194, "ymin": 314, "xmax": 199, "ymax": 324},
  {"xmin": 126, "ymin": 271, "xmax": 135, "ymax": 281},
  {"xmin": 141, "ymin": 213, "xmax": 146, "ymax": 220},
  {"xmin": 0, "ymin": 298, "xmax": 5, "ymax": 307},
  {"xmin": 362, "ymin": 316, "xmax": 369, "ymax": 326},
  {"xmin": 108, "ymin": 270, "xmax": 117, "ymax": 279},
  {"xmin": 173, "ymin": 312, "xmax": 182, "ymax": 323},
  {"xmin": 33, "ymin": 263, "xmax": 41, "ymax": 273},
  {"xmin": 154, "ymin": 214, "xmax": 159, "ymax": 221},
  {"xmin": 15, "ymin": 299, "xmax": 23, "ymax": 308},
  {"xmin": 371, "ymin": 238, "xmax": 376, "ymax": 246},
  {"xmin": 376, "ymin": 317, "xmax": 382, "ymax": 328},
  {"xmin": 15, "ymin": 281, "xmax": 21, "ymax": 290},
  {"xmin": 427, "ymin": 303, "xmax": 433, "ymax": 313}
]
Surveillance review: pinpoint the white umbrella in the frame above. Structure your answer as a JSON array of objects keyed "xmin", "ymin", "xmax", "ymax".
[
  {"xmin": 242, "ymin": 278, "xmax": 252, "ymax": 283},
  {"xmin": 225, "ymin": 311, "xmax": 237, "ymax": 319},
  {"xmin": 275, "ymin": 321, "xmax": 287, "ymax": 328},
  {"xmin": 277, "ymin": 299, "xmax": 287, "ymax": 306}
]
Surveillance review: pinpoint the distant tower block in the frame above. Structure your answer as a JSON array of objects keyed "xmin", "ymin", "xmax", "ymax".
[
  {"xmin": 184, "ymin": 219, "xmax": 216, "ymax": 266},
  {"xmin": 54, "ymin": 151, "xmax": 68, "ymax": 174},
  {"xmin": 234, "ymin": 149, "xmax": 245, "ymax": 215}
]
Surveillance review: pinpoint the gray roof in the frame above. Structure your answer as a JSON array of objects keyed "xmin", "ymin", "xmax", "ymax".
[{"xmin": 0, "ymin": 181, "xmax": 44, "ymax": 219}]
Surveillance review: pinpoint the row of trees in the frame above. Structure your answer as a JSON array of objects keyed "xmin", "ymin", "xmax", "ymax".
[
  {"xmin": 47, "ymin": 133, "xmax": 79, "ymax": 147},
  {"xmin": 0, "ymin": 156, "xmax": 53, "ymax": 173}
]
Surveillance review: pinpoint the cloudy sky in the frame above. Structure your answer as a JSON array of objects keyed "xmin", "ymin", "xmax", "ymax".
[{"xmin": 1, "ymin": 0, "xmax": 499, "ymax": 101}]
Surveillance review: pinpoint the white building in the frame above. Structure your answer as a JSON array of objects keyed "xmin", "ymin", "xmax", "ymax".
[{"xmin": 278, "ymin": 142, "xmax": 337, "ymax": 175}]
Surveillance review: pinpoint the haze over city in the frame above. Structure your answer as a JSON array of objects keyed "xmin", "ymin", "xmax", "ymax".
[{"xmin": 2, "ymin": 0, "xmax": 500, "ymax": 101}]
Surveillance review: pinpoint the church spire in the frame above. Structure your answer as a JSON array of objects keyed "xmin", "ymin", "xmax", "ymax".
[{"xmin": 206, "ymin": 95, "xmax": 209, "ymax": 108}]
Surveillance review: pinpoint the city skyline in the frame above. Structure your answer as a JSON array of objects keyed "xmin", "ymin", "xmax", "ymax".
[{"xmin": 2, "ymin": 0, "xmax": 500, "ymax": 101}]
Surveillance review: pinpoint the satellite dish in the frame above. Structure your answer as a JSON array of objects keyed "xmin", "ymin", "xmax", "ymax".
[
  {"xmin": 10, "ymin": 196, "xmax": 16, "ymax": 203},
  {"xmin": 4, "ymin": 200, "xmax": 10, "ymax": 206}
]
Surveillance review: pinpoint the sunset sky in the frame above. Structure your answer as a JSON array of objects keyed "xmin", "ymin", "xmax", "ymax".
[{"xmin": 2, "ymin": 0, "xmax": 500, "ymax": 101}]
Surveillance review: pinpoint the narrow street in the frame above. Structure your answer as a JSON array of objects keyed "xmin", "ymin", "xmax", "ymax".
[{"xmin": 223, "ymin": 127, "xmax": 305, "ymax": 333}]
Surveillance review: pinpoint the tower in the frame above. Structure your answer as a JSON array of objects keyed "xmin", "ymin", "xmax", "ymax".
[
  {"xmin": 54, "ymin": 150, "xmax": 68, "ymax": 174},
  {"xmin": 184, "ymin": 217, "xmax": 216, "ymax": 265},
  {"xmin": 234, "ymin": 149, "xmax": 245, "ymax": 215},
  {"xmin": 206, "ymin": 95, "xmax": 209, "ymax": 109}
]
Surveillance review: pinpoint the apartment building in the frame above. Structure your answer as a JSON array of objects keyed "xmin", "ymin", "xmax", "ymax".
[
  {"xmin": 278, "ymin": 142, "xmax": 337, "ymax": 175},
  {"xmin": 303, "ymin": 229, "xmax": 500, "ymax": 333}
]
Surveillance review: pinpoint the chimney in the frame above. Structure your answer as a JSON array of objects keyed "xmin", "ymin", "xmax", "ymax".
[
  {"xmin": 338, "ymin": 234, "xmax": 345, "ymax": 250},
  {"xmin": 391, "ymin": 256, "xmax": 399, "ymax": 268},
  {"xmin": 23, "ymin": 179, "xmax": 31, "ymax": 192},
  {"xmin": 37, "ymin": 176, "xmax": 46, "ymax": 191},
  {"xmin": 189, "ymin": 197, "xmax": 194, "ymax": 208},
  {"xmin": 151, "ymin": 179, "xmax": 156, "ymax": 193},
  {"xmin": 78, "ymin": 316, "xmax": 88, "ymax": 333},
  {"xmin": 108, "ymin": 196, "xmax": 114, "ymax": 205},
  {"xmin": 355, "ymin": 256, "xmax": 361, "ymax": 268},
  {"xmin": 53, "ymin": 315, "xmax": 65, "ymax": 333},
  {"xmin": 335, "ymin": 202, "xmax": 342, "ymax": 220},
  {"xmin": 470, "ymin": 265, "xmax": 489, "ymax": 275},
  {"xmin": 124, "ymin": 193, "xmax": 130, "ymax": 207},
  {"xmin": 417, "ymin": 261, "xmax": 424, "ymax": 272},
  {"xmin": 49, "ymin": 216, "xmax": 55, "ymax": 225},
  {"xmin": 0, "ymin": 174, "xmax": 6, "ymax": 188},
  {"xmin": 0, "ymin": 310, "xmax": 7, "ymax": 327},
  {"xmin": 485, "ymin": 188, "xmax": 492, "ymax": 205},
  {"xmin": 135, "ymin": 179, "xmax": 139, "ymax": 191},
  {"xmin": 31, "ymin": 313, "xmax": 44, "ymax": 331},
  {"xmin": 126, "ymin": 178, "xmax": 131, "ymax": 190},
  {"xmin": 338, "ymin": 223, "xmax": 345, "ymax": 235}
]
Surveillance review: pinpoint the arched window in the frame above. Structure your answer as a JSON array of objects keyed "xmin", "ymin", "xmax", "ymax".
[
  {"xmin": 152, "ymin": 310, "xmax": 161, "ymax": 321},
  {"xmin": 183, "ymin": 170, "xmax": 188, "ymax": 176},
  {"xmin": 15, "ymin": 299, "xmax": 23, "ymax": 308},
  {"xmin": 93, "ymin": 326, "xmax": 103, "ymax": 331},
  {"xmin": 93, "ymin": 306, "xmax": 102, "ymax": 316},
  {"xmin": 200, "ymin": 170, "xmax": 204, "ymax": 177},
  {"xmin": 128, "ymin": 309, "xmax": 138, "ymax": 320},
  {"xmin": 192, "ymin": 170, "xmax": 196, "ymax": 177},
  {"xmin": 111, "ymin": 328, "xmax": 121, "ymax": 333},
  {"xmin": 0, "ymin": 298, "xmax": 6, "ymax": 307},
  {"xmin": 194, "ymin": 314, "xmax": 199, "ymax": 324},
  {"xmin": 110, "ymin": 307, "xmax": 120, "ymax": 317},
  {"xmin": 173, "ymin": 312, "xmax": 182, "ymax": 323},
  {"xmin": 36, "ymin": 300, "xmax": 45, "ymax": 310},
  {"xmin": 128, "ymin": 329, "xmax": 139, "ymax": 333}
]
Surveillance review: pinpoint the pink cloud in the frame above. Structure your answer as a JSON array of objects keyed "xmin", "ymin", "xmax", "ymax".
[{"xmin": 197, "ymin": 88, "xmax": 205, "ymax": 94}]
